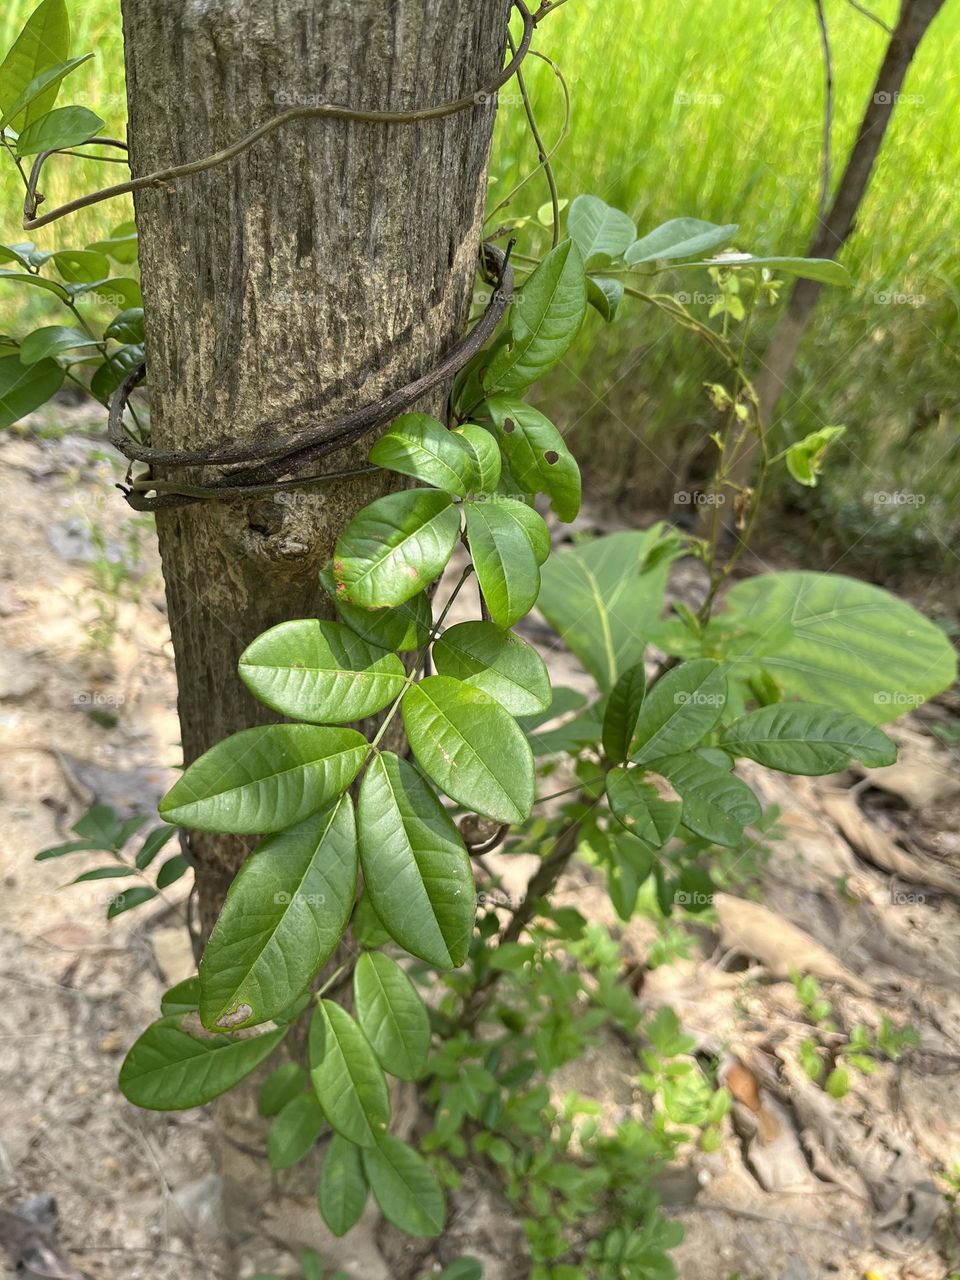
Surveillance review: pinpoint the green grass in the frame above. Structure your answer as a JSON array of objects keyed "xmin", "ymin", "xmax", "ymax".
[{"xmin": 2, "ymin": 0, "xmax": 958, "ymax": 577}]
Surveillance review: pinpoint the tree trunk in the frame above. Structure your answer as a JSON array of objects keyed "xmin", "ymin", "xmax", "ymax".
[
  {"xmin": 119, "ymin": 0, "xmax": 510, "ymax": 931},
  {"xmin": 119, "ymin": 1, "xmax": 509, "ymax": 1268},
  {"xmin": 729, "ymin": 0, "xmax": 945, "ymax": 495}
]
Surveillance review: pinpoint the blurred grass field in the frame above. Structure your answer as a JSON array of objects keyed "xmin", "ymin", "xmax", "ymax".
[{"xmin": 2, "ymin": 0, "xmax": 958, "ymax": 577}]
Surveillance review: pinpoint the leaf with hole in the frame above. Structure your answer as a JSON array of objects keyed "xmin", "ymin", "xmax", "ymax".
[
  {"xmin": 368, "ymin": 413, "xmax": 476, "ymax": 496},
  {"xmin": 361, "ymin": 1132, "xmax": 445, "ymax": 1238},
  {"xmin": 464, "ymin": 499, "xmax": 548, "ymax": 629},
  {"xmin": 402, "ymin": 676, "xmax": 534, "ymax": 823},
  {"xmin": 118, "ymin": 1015, "xmax": 286, "ymax": 1110},
  {"xmin": 268, "ymin": 1092, "xmax": 326, "ymax": 1169},
  {"xmin": 358, "ymin": 752, "xmax": 474, "ymax": 969},
  {"xmin": 309, "ymin": 1000, "xmax": 390, "ymax": 1148},
  {"xmin": 483, "ymin": 396, "xmax": 581, "ymax": 522},
  {"xmin": 354, "ymin": 952, "xmax": 431, "ymax": 1081},
  {"xmin": 239, "ymin": 620, "xmax": 406, "ymax": 724},
  {"xmin": 0, "ymin": 353, "xmax": 64, "ymax": 427},
  {"xmin": 568, "ymin": 195, "xmax": 637, "ymax": 263},
  {"xmin": 606, "ymin": 769, "xmax": 681, "ymax": 848},
  {"xmin": 333, "ymin": 488, "xmax": 460, "ymax": 609},
  {"xmin": 630, "ymin": 660, "xmax": 727, "ymax": 764},
  {"xmin": 433, "ymin": 620, "xmax": 550, "ymax": 715},
  {"xmin": 707, "ymin": 572, "xmax": 956, "ymax": 723},
  {"xmin": 647, "ymin": 752, "xmax": 761, "ymax": 847},
  {"xmin": 483, "ymin": 239, "xmax": 586, "ymax": 393},
  {"xmin": 319, "ymin": 1133, "xmax": 368, "ymax": 1236},
  {"xmin": 625, "ymin": 218, "xmax": 738, "ymax": 264},
  {"xmin": 199, "ymin": 796, "xmax": 357, "ymax": 1030},
  {"xmin": 159, "ymin": 724, "xmax": 368, "ymax": 834},
  {"xmin": 719, "ymin": 703, "xmax": 895, "ymax": 775}
]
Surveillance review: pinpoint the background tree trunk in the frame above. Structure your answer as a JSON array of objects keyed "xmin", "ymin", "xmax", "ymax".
[
  {"xmin": 119, "ymin": 0, "xmax": 510, "ymax": 933},
  {"xmin": 118, "ymin": 2, "xmax": 509, "ymax": 1268},
  {"xmin": 726, "ymin": 0, "xmax": 945, "ymax": 507}
]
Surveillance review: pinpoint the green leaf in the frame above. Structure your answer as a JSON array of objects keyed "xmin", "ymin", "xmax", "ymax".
[
  {"xmin": 239, "ymin": 619, "xmax": 406, "ymax": 724},
  {"xmin": 0, "ymin": 353, "xmax": 64, "ymax": 427},
  {"xmin": 0, "ymin": 55, "xmax": 92, "ymax": 131},
  {"xmin": 648, "ymin": 752, "xmax": 761, "ymax": 847},
  {"xmin": 354, "ymin": 952, "xmax": 430, "ymax": 1081},
  {"xmin": 309, "ymin": 1000, "xmax": 390, "ymax": 1148},
  {"xmin": 199, "ymin": 796, "xmax": 357, "ymax": 1030},
  {"xmin": 0, "ymin": 271, "xmax": 69, "ymax": 301},
  {"xmin": 259, "ymin": 1061, "xmax": 308, "ymax": 1116},
  {"xmin": 104, "ymin": 307, "xmax": 144, "ymax": 343},
  {"xmin": 624, "ymin": 218, "xmax": 738, "ymax": 264},
  {"xmin": 319, "ymin": 1133, "xmax": 369, "ymax": 1236},
  {"xmin": 537, "ymin": 527, "xmax": 680, "ymax": 689},
  {"xmin": 0, "ymin": 243, "xmax": 36, "ymax": 269},
  {"xmin": 156, "ymin": 854, "xmax": 189, "ymax": 888},
  {"xmin": 720, "ymin": 703, "xmax": 895, "ymax": 775},
  {"xmin": 72, "ymin": 802, "xmax": 120, "ymax": 845},
  {"xmin": 90, "ymin": 343, "xmax": 145, "ymax": 404},
  {"xmin": 433, "ymin": 620, "xmax": 550, "ymax": 715},
  {"xmin": 87, "ymin": 222, "xmax": 138, "ymax": 264},
  {"xmin": 358, "ymin": 751, "xmax": 474, "ymax": 969},
  {"xmin": 320, "ymin": 564, "xmax": 431, "ymax": 653},
  {"xmin": 52, "ymin": 248, "xmax": 110, "ymax": 284},
  {"xmin": 707, "ymin": 572, "xmax": 956, "ymax": 723},
  {"xmin": 437, "ymin": 1260, "xmax": 483, "ymax": 1280},
  {"xmin": 452, "ymin": 423, "xmax": 501, "ymax": 494},
  {"xmin": 402, "ymin": 676, "xmax": 535, "ymax": 823},
  {"xmin": 785, "ymin": 426, "xmax": 845, "ymax": 486},
  {"xmin": 268, "ymin": 1092, "xmax": 326, "ymax": 1169},
  {"xmin": 119, "ymin": 1015, "xmax": 286, "ymax": 1110},
  {"xmin": 16, "ymin": 104, "xmax": 104, "ymax": 155},
  {"xmin": 482, "ymin": 396, "xmax": 581, "ymax": 521},
  {"xmin": 333, "ymin": 488, "xmax": 460, "ymax": 609},
  {"xmin": 368, "ymin": 413, "xmax": 476, "ymax": 496},
  {"xmin": 605, "ymin": 769, "xmax": 681, "ymax": 848},
  {"xmin": 67, "ymin": 865, "xmax": 137, "ymax": 884},
  {"xmin": 464, "ymin": 499, "xmax": 548, "ymax": 629},
  {"xmin": 602, "ymin": 662, "xmax": 647, "ymax": 764},
  {"xmin": 106, "ymin": 885, "xmax": 158, "ymax": 917},
  {"xmin": 825, "ymin": 1065, "xmax": 849, "ymax": 1098},
  {"xmin": 135, "ymin": 825, "xmax": 176, "ymax": 869},
  {"xmin": 679, "ymin": 254, "xmax": 852, "ymax": 286},
  {"xmin": 160, "ymin": 976, "xmax": 200, "ymax": 1015},
  {"xmin": 631, "ymin": 660, "xmax": 727, "ymax": 764},
  {"xmin": 18, "ymin": 324, "xmax": 97, "ymax": 364},
  {"xmin": 36, "ymin": 838, "xmax": 100, "ymax": 861},
  {"xmin": 568, "ymin": 195, "xmax": 637, "ymax": 262},
  {"xmin": 69, "ymin": 275, "xmax": 142, "ymax": 308},
  {"xmin": 0, "ymin": 0, "xmax": 70, "ymax": 129},
  {"xmin": 158, "ymin": 724, "xmax": 368, "ymax": 834},
  {"xmin": 483, "ymin": 239, "xmax": 587, "ymax": 393},
  {"xmin": 361, "ymin": 1132, "xmax": 445, "ymax": 1238},
  {"xmin": 586, "ymin": 275, "xmax": 624, "ymax": 322}
]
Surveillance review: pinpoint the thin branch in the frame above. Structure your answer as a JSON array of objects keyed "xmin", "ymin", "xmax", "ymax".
[
  {"xmin": 23, "ymin": 0, "xmax": 540, "ymax": 231},
  {"xmin": 813, "ymin": 0, "xmax": 834, "ymax": 223},
  {"xmin": 843, "ymin": 0, "xmax": 893, "ymax": 34},
  {"xmin": 506, "ymin": 35, "xmax": 561, "ymax": 246}
]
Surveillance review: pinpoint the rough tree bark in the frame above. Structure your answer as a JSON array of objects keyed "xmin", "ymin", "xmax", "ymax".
[
  {"xmin": 728, "ymin": 0, "xmax": 945, "ymax": 499},
  {"xmin": 118, "ymin": 1, "xmax": 509, "ymax": 1267}
]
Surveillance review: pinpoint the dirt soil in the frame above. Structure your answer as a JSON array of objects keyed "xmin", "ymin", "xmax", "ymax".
[{"xmin": 1, "ymin": 408, "xmax": 959, "ymax": 1280}]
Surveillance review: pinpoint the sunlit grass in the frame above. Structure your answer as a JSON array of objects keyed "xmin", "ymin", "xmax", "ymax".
[{"xmin": 1, "ymin": 0, "xmax": 957, "ymax": 572}]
